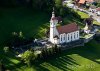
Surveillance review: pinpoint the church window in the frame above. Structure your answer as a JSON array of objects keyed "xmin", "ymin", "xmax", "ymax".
[
  {"xmin": 67, "ymin": 34, "xmax": 69, "ymax": 40},
  {"xmin": 71, "ymin": 34, "xmax": 72, "ymax": 40},
  {"xmin": 74, "ymin": 33, "xmax": 76, "ymax": 39},
  {"xmin": 64, "ymin": 35, "xmax": 65, "ymax": 40},
  {"xmin": 77, "ymin": 32, "xmax": 79, "ymax": 37},
  {"xmin": 60, "ymin": 35, "xmax": 62, "ymax": 41}
]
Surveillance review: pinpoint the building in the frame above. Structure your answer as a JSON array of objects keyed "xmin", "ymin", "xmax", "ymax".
[
  {"xmin": 49, "ymin": 9, "xmax": 80, "ymax": 44},
  {"xmin": 89, "ymin": 5, "xmax": 96, "ymax": 13},
  {"xmin": 75, "ymin": 0, "xmax": 94, "ymax": 7},
  {"xmin": 83, "ymin": 16, "xmax": 94, "ymax": 33},
  {"xmin": 96, "ymin": 7, "xmax": 100, "ymax": 16}
]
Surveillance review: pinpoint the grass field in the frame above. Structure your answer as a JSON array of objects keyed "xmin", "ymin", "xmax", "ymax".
[
  {"xmin": 0, "ymin": 40, "xmax": 100, "ymax": 71},
  {"xmin": 0, "ymin": 7, "xmax": 50, "ymax": 46},
  {"xmin": 76, "ymin": 11, "xmax": 100, "ymax": 26}
]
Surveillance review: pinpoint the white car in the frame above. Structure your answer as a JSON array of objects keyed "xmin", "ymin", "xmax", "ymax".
[{"xmin": 97, "ymin": 11, "xmax": 100, "ymax": 16}]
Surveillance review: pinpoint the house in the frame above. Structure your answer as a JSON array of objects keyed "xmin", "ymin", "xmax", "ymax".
[
  {"xmin": 84, "ymin": 16, "xmax": 94, "ymax": 34},
  {"xmin": 96, "ymin": 7, "xmax": 100, "ymax": 16},
  {"xmin": 89, "ymin": 5, "xmax": 96, "ymax": 13},
  {"xmin": 49, "ymin": 9, "xmax": 80, "ymax": 44},
  {"xmin": 75, "ymin": 0, "xmax": 94, "ymax": 7}
]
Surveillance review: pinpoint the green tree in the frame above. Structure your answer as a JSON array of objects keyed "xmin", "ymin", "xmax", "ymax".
[
  {"xmin": 54, "ymin": 0, "xmax": 62, "ymax": 9},
  {"xmin": 21, "ymin": 50, "xmax": 36, "ymax": 67},
  {"xmin": 3, "ymin": 47, "xmax": 9, "ymax": 53},
  {"xmin": 59, "ymin": 7, "xmax": 66, "ymax": 17}
]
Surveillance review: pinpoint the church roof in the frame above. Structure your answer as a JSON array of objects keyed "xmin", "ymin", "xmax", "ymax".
[
  {"xmin": 57, "ymin": 23, "xmax": 79, "ymax": 34},
  {"xmin": 54, "ymin": 35, "xmax": 59, "ymax": 39}
]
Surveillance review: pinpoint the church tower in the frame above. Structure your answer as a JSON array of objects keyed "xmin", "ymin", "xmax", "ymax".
[{"xmin": 49, "ymin": 8, "xmax": 58, "ymax": 43}]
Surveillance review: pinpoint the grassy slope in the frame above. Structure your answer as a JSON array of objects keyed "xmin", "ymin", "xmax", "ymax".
[
  {"xmin": 0, "ymin": 7, "xmax": 49, "ymax": 46},
  {"xmin": 2, "ymin": 40, "xmax": 99, "ymax": 71},
  {"xmin": 77, "ymin": 11, "xmax": 100, "ymax": 26},
  {"xmin": 18, "ymin": 40, "xmax": 100, "ymax": 71}
]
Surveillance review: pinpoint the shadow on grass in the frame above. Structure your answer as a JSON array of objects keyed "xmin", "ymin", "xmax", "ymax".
[{"xmin": 32, "ymin": 51, "xmax": 80, "ymax": 71}]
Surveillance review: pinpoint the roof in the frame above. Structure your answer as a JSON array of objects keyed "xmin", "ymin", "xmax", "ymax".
[
  {"xmin": 78, "ymin": 0, "xmax": 94, "ymax": 4},
  {"xmin": 57, "ymin": 23, "xmax": 79, "ymax": 34},
  {"xmin": 96, "ymin": 7, "xmax": 100, "ymax": 11},
  {"xmin": 54, "ymin": 35, "xmax": 59, "ymax": 39},
  {"xmin": 79, "ymin": 0, "xmax": 85, "ymax": 4}
]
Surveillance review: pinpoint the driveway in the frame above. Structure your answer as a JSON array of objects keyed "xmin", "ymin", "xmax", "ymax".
[
  {"xmin": 77, "ymin": 8, "xmax": 100, "ymax": 23},
  {"xmin": 88, "ymin": 11, "xmax": 100, "ymax": 23}
]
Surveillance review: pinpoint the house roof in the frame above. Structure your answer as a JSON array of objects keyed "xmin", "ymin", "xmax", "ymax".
[
  {"xmin": 78, "ymin": 0, "xmax": 94, "ymax": 4},
  {"xmin": 79, "ymin": 0, "xmax": 85, "ymax": 4},
  {"xmin": 96, "ymin": 7, "xmax": 100, "ymax": 11},
  {"xmin": 57, "ymin": 23, "xmax": 79, "ymax": 34},
  {"xmin": 54, "ymin": 35, "xmax": 59, "ymax": 39}
]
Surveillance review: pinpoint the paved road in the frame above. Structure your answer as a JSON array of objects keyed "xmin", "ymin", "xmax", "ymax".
[
  {"xmin": 77, "ymin": 8, "xmax": 100, "ymax": 23},
  {"xmin": 88, "ymin": 11, "xmax": 100, "ymax": 23},
  {"xmin": 62, "ymin": 0, "xmax": 100, "ymax": 23}
]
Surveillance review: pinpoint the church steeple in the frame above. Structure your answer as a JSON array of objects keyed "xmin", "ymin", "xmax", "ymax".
[
  {"xmin": 50, "ymin": 7, "xmax": 58, "ymax": 27},
  {"xmin": 50, "ymin": 7, "xmax": 59, "ymax": 44},
  {"xmin": 51, "ymin": 7, "xmax": 55, "ymax": 18}
]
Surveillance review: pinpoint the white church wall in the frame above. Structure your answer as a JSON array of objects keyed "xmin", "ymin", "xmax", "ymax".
[
  {"xmin": 60, "ymin": 34, "xmax": 62, "ymax": 43},
  {"xmin": 59, "ymin": 31, "xmax": 79, "ymax": 44}
]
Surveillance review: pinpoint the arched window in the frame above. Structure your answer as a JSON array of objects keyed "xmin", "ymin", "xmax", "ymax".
[
  {"xmin": 60, "ymin": 35, "xmax": 62, "ymax": 41},
  {"xmin": 74, "ymin": 33, "xmax": 76, "ymax": 39},
  {"xmin": 67, "ymin": 34, "xmax": 69, "ymax": 40},
  {"xmin": 64, "ymin": 34, "xmax": 65, "ymax": 40}
]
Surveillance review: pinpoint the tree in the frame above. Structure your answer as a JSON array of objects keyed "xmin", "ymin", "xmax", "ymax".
[
  {"xmin": 21, "ymin": 50, "xmax": 36, "ymax": 67},
  {"xmin": 3, "ymin": 47, "xmax": 9, "ymax": 53},
  {"xmin": 59, "ymin": 7, "xmax": 66, "ymax": 17},
  {"xmin": 54, "ymin": 0, "xmax": 62, "ymax": 9}
]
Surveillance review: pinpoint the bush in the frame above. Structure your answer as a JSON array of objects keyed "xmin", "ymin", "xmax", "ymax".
[
  {"xmin": 3, "ymin": 47, "xmax": 9, "ymax": 53},
  {"xmin": 21, "ymin": 50, "xmax": 37, "ymax": 67}
]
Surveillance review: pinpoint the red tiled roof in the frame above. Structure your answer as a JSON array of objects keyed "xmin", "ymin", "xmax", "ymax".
[
  {"xmin": 96, "ymin": 7, "xmax": 100, "ymax": 11},
  {"xmin": 78, "ymin": 0, "xmax": 94, "ymax": 4},
  {"xmin": 79, "ymin": 0, "xmax": 85, "ymax": 4},
  {"xmin": 57, "ymin": 23, "xmax": 79, "ymax": 34}
]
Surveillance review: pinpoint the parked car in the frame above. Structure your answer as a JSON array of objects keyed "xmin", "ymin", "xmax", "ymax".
[
  {"xmin": 96, "ymin": 7, "xmax": 100, "ymax": 16},
  {"xmin": 97, "ymin": 11, "xmax": 100, "ymax": 16}
]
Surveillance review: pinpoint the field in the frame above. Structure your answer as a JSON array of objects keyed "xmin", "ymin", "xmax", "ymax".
[
  {"xmin": 0, "ymin": 7, "xmax": 49, "ymax": 46},
  {"xmin": 76, "ymin": 11, "xmax": 100, "ymax": 26},
  {"xmin": 0, "ymin": 40, "xmax": 100, "ymax": 71}
]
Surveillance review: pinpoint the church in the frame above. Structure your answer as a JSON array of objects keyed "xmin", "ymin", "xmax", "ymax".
[{"xmin": 49, "ymin": 9, "xmax": 80, "ymax": 44}]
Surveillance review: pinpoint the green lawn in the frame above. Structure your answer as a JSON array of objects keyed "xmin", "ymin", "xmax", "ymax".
[
  {"xmin": 0, "ymin": 7, "xmax": 49, "ymax": 46},
  {"xmin": 1, "ymin": 40, "xmax": 100, "ymax": 71},
  {"xmin": 76, "ymin": 11, "xmax": 89, "ymax": 19},
  {"xmin": 76, "ymin": 11, "xmax": 100, "ymax": 26}
]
